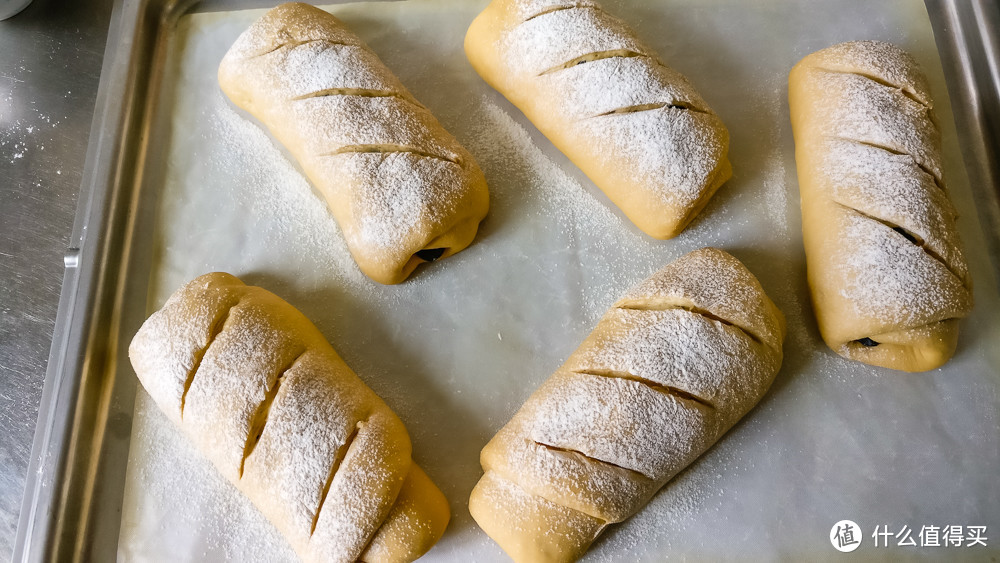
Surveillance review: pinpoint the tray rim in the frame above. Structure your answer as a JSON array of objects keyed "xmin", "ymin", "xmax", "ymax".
[
  {"xmin": 12, "ymin": 0, "xmax": 193, "ymax": 559},
  {"xmin": 13, "ymin": 0, "xmax": 1000, "ymax": 561},
  {"xmin": 926, "ymin": 0, "xmax": 1000, "ymax": 288}
]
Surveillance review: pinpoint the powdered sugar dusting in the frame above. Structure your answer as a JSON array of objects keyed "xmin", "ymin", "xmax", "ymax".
[
  {"xmin": 506, "ymin": 0, "xmax": 598, "ymax": 22},
  {"xmin": 218, "ymin": 2, "xmax": 487, "ymax": 283},
  {"xmin": 794, "ymin": 41, "xmax": 973, "ymax": 338},
  {"xmin": 212, "ymin": 96, "xmax": 364, "ymax": 286},
  {"xmin": 619, "ymin": 248, "xmax": 785, "ymax": 348},
  {"xmin": 501, "ymin": 6, "xmax": 648, "ymax": 78},
  {"xmin": 338, "ymin": 152, "xmax": 468, "ymax": 255},
  {"xmin": 529, "ymin": 370, "xmax": 715, "ymax": 477},
  {"xmin": 539, "ymin": 56, "xmax": 709, "ymax": 120},
  {"xmin": 459, "ymin": 97, "xmax": 660, "ymax": 322},
  {"xmin": 480, "ymin": 249, "xmax": 784, "ymax": 549},
  {"xmin": 807, "ymin": 40, "xmax": 933, "ymax": 107},
  {"xmin": 121, "ymin": 391, "xmax": 298, "ymax": 563},
  {"xmin": 819, "ymin": 138, "xmax": 968, "ymax": 283},
  {"xmin": 241, "ymin": 41, "xmax": 407, "ymax": 105},
  {"xmin": 123, "ymin": 2, "xmax": 1000, "ymax": 561},
  {"xmin": 574, "ymin": 108, "xmax": 727, "ymax": 210},
  {"xmin": 130, "ymin": 273, "xmax": 429, "ymax": 561},
  {"xmin": 224, "ymin": 3, "xmax": 363, "ymax": 60},
  {"xmin": 568, "ymin": 308, "xmax": 779, "ymax": 414},
  {"xmin": 481, "ymin": 0, "xmax": 730, "ymax": 235},
  {"xmin": 810, "ymin": 69, "xmax": 942, "ymax": 181},
  {"xmin": 832, "ymin": 211, "xmax": 970, "ymax": 326}
]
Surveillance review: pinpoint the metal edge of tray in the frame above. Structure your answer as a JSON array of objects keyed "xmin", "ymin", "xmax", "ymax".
[
  {"xmin": 12, "ymin": 1, "xmax": 366, "ymax": 560},
  {"xmin": 12, "ymin": 0, "xmax": 1000, "ymax": 561},
  {"xmin": 12, "ymin": 0, "xmax": 193, "ymax": 560},
  {"xmin": 927, "ymin": 0, "xmax": 1000, "ymax": 290}
]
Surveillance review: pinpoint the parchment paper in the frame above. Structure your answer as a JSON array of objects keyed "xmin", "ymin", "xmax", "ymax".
[{"xmin": 118, "ymin": 0, "xmax": 1000, "ymax": 560}]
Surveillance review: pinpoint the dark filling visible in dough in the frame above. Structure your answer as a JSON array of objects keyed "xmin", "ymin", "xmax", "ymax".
[
  {"xmin": 892, "ymin": 226, "xmax": 920, "ymax": 244},
  {"xmin": 415, "ymin": 248, "xmax": 446, "ymax": 262},
  {"xmin": 855, "ymin": 337, "xmax": 880, "ymax": 347}
]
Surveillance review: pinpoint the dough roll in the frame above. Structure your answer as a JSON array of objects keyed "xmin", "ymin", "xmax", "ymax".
[
  {"xmin": 469, "ymin": 248, "xmax": 785, "ymax": 562},
  {"xmin": 465, "ymin": 0, "xmax": 731, "ymax": 239},
  {"xmin": 129, "ymin": 273, "xmax": 449, "ymax": 563},
  {"xmin": 788, "ymin": 41, "xmax": 973, "ymax": 372},
  {"xmin": 219, "ymin": 3, "xmax": 490, "ymax": 285}
]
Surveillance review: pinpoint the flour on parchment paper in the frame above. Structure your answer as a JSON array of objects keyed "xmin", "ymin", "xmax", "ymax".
[
  {"xmin": 209, "ymin": 90, "xmax": 648, "ymax": 318},
  {"xmin": 461, "ymin": 96, "xmax": 662, "ymax": 323},
  {"xmin": 121, "ymin": 392, "xmax": 297, "ymax": 562},
  {"xmin": 147, "ymin": 30, "xmax": 791, "ymax": 562},
  {"xmin": 212, "ymin": 95, "xmax": 365, "ymax": 287}
]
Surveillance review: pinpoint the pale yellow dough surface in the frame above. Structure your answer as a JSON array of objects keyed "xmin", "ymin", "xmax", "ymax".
[
  {"xmin": 128, "ymin": 272, "xmax": 450, "ymax": 563},
  {"xmin": 219, "ymin": 2, "xmax": 489, "ymax": 284},
  {"xmin": 788, "ymin": 41, "xmax": 973, "ymax": 372},
  {"xmin": 469, "ymin": 248, "xmax": 785, "ymax": 562},
  {"xmin": 464, "ymin": 0, "xmax": 731, "ymax": 239}
]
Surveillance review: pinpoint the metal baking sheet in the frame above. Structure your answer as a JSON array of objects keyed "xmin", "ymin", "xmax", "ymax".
[{"xmin": 15, "ymin": 0, "xmax": 1000, "ymax": 561}]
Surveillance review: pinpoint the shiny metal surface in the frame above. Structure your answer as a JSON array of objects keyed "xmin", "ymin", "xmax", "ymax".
[
  {"xmin": 927, "ymin": 0, "xmax": 1000, "ymax": 289},
  {"xmin": 0, "ymin": 0, "xmax": 113, "ymax": 558},
  {"xmin": 7, "ymin": 2, "xmax": 284, "ymax": 559},
  {"xmin": 2, "ymin": 0, "xmax": 999, "ymax": 561}
]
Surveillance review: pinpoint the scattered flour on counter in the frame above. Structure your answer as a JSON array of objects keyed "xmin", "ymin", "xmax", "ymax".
[
  {"xmin": 1, "ymin": 120, "xmax": 32, "ymax": 163},
  {"xmin": 1, "ymin": 103, "xmax": 62, "ymax": 164}
]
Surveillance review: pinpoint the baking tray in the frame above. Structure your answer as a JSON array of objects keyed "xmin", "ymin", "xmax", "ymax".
[{"xmin": 13, "ymin": 0, "xmax": 1000, "ymax": 561}]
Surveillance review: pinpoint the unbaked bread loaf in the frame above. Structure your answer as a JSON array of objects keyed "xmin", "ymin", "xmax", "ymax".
[
  {"xmin": 219, "ymin": 2, "xmax": 490, "ymax": 285},
  {"xmin": 129, "ymin": 273, "xmax": 449, "ymax": 563},
  {"xmin": 469, "ymin": 248, "xmax": 785, "ymax": 562},
  {"xmin": 464, "ymin": 0, "xmax": 731, "ymax": 239},
  {"xmin": 788, "ymin": 41, "xmax": 973, "ymax": 372}
]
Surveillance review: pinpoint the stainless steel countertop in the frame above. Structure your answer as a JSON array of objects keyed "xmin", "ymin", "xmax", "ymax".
[
  {"xmin": 0, "ymin": 0, "xmax": 113, "ymax": 557},
  {"xmin": 2, "ymin": 0, "xmax": 1000, "ymax": 560}
]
